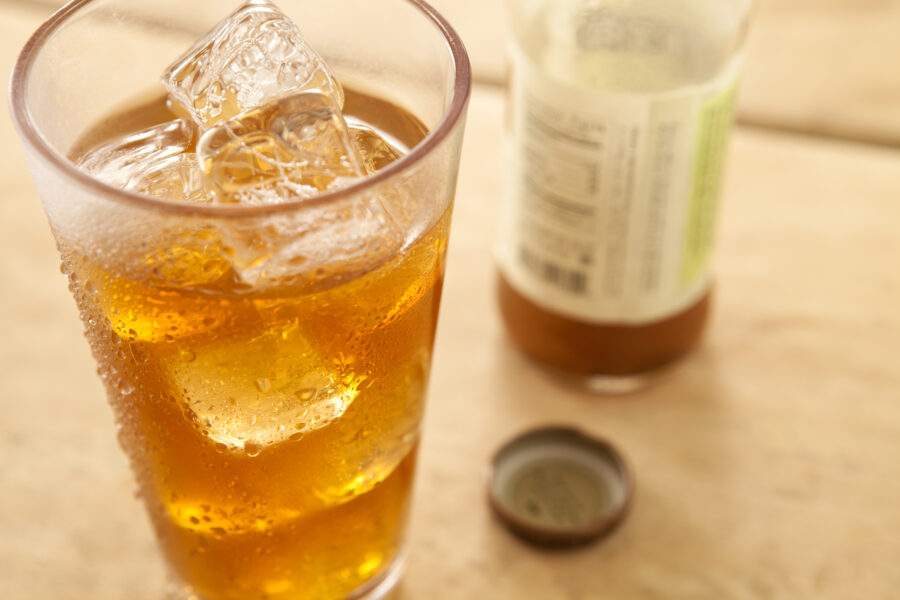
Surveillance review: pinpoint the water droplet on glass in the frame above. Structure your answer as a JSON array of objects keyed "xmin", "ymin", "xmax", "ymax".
[
  {"xmin": 116, "ymin": 379, "xmax": 135, "ymax": 395},
  {"xmin": 295, "ymin": 388, "xmax": 316, "ymax": 401},
  {"xmin": 244, "ymin": 441, "xmax": 262, "ymax": 457}
]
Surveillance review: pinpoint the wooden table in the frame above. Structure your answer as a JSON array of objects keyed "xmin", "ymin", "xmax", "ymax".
[
  {"xmin": 431, "ymin": 0, "xmax": 900, "ymax": 147},
  {"xmin": 1, "ymin": 2, "xmax": 898, "ymax": 599}
]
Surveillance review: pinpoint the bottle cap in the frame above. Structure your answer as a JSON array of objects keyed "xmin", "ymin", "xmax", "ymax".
[{"xmin": 487, "ymin": 426, "xmax": 633, "ymax": 547}]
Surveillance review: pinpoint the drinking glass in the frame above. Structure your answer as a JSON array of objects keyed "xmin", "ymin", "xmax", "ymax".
[{"xmin": 10, "ymin": 1, "xmax": 470, "ymax": 599}]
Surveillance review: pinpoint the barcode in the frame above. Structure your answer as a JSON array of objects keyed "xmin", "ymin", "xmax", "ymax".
[{"xmin": 519, "ymin": 247, "xmax": 588, "ymax": 295}]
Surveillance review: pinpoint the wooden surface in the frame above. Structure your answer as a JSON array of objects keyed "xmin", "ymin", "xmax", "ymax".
[
  {"xmin": 430, "ymin": 0, "xmax": 900, "ymax": 146},
  {"xmin": 740, "ymin": 0, "xmax": 900, "ymax": 146},
  {"xmin": 2, "ymin": 1, "xmax": 900, "ymax": 599}
]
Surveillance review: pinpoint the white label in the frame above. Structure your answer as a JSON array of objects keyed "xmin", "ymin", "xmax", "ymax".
[{"xmin": 498, "ymin": 47, "xmax": 741, "ymax": 324}]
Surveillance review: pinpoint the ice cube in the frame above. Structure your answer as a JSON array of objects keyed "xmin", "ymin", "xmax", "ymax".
[
  {"xmin": 88, "ymin": 246, "xmax": 233, "ymax": 344},
  {"xmin": 166, "ymin": 319, "xmax": 361, "ymax": 450},
  {"xmin": 77, "ymin": 119, "xmax": 209, "ymax": 202},
  {"xmin": 216, "ymin": 192, "xmax": 403, "ymax": 289},
  {"xmin": 311, "ymin": 354, "xmax": 427, "ymax": 503},
  {"xmin": 130, "ymin": 154, "xmax": 208, "ymax": 202},
  {"xmin": 198, "ymin": 92, "xmax": 364, "ymax": 204},
  {"xmin": 348, "ymin": 122, "xmax": 403, "ymax": 175},
  {"xmin": 194, "ymin": 92, "xmax": 403, "ymax": 287},
  {"xmin": 162, "ymin": 0, "xmax": 344, "ymax": 129}
]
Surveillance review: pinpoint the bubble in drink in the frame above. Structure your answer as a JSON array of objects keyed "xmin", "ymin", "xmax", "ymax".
[
  {"xmin": 162, "ymin": 0, "xmax": 344, "ymax": 129},
  {"xmin": 198, "ymin": 91, "xmax": 364, "ymax": 203},
  {"xmin": 77, "ymin": 119, "xmax": 209, "ymax": 202}
]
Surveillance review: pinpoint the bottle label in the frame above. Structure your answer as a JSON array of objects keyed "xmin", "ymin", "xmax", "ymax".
[{"xmin": 498, "ymin": 50, "xmax": 741, "ymax": 324}]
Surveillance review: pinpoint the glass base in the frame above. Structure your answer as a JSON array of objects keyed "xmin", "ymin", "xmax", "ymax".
[
  {"xmin": 346, "ymin": 548, "xmax": 407, "ymax": 600},
  {"xmin": 579, "ymin": 372, "xmax": 653, "ymax": 395},
  {"xmin": 165, "ymin": 547, "xmax": 408, "ymax": 600},
  {"xmin": 534, "ymin": 360, "xmax": 678, "ymax": 396}
]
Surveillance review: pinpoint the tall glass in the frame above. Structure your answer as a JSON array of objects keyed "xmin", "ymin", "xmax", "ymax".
[{"xmin": 10, "ymin": 1, "xmax": 470, "ymax": 599}]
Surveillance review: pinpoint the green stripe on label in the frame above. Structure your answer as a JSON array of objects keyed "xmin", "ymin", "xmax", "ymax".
[{"xmin": 681, "ymin": 83, "xmax": 738, "ymax": 287}]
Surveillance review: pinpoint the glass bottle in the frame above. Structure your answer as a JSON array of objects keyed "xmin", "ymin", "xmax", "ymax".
[{"xmin": 499, "ymin": 0, "xmax": 754, "ymax": 391}]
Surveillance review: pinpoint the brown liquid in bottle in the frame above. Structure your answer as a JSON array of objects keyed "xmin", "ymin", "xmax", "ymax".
[
  {"xmin": 498, "ymin": 275, "xmax": 710, "ymax": 378},
  {"xmin": 499, "ymin": 0, "xmax": 743, "ymax": 385}
]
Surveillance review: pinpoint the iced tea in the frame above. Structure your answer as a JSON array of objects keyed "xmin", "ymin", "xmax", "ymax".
[{"xmin": 65, "ymin": 90, "xmax": 444, "ymax": 600}]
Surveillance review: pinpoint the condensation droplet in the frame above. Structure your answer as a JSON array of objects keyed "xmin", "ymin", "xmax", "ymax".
[
  {"xmin": 244, "ymin": 441, "xmax": 262, "ymax": 457},
  {"xmin": 295, "ymin": 388, "xmax": 316, "ymax": 401}
]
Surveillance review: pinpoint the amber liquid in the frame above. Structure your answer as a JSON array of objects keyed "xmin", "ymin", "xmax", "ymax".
[
  {"xmin": 498, "ymin": 276, "xmax": 710, "ymax": 378},
  {"xmin": 66, "ymin": 90, "xmax": 442, "ymax": 600}
]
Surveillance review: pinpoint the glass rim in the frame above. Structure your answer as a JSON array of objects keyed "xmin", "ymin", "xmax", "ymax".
[{"xmin": 9, "ymin": 0, "xmax": 472, "ymax": 220}]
